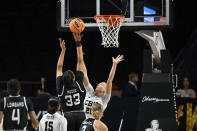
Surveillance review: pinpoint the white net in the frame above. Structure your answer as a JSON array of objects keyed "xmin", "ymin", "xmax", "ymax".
[
  {"xmin": 65, "ymin": 19, "xmax": 72, "ymax": 25},
  {"xmin": 95, "ymin": 15, "xmax": 125, "ymax": 48}
]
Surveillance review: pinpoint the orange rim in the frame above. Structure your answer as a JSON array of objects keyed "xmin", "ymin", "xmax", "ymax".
[
  {"xmin": 94, "ymin": 15, "xmax": 125, "ymax": 27},
  {"xmin": 94, "ymin": 15, "xmax": 125, "ymax": 21}
]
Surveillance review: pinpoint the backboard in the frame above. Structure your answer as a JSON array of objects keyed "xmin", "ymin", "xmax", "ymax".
[{"xmin": 57, "ymin": 0, "xmax": 173, "ymax": 31}]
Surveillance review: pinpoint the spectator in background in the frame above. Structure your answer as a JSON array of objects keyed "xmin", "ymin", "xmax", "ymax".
[
  {"xmin": 177, "ymin": 77, "xmax": 196, "ymax": 99},
  {"xmin": 41, "ymin": 77, "xmax": 45, "ymax": 92},
  {"xmin": 122, "ymin": 73, "xmax": 139, "ymax": 97},
  {"xmin": 111, "ymin": 83, "xmax": 122, "ymax": 97},
  {"xmin": 36, "ymin": 77, "xmax": 51, "ymax": 99}
]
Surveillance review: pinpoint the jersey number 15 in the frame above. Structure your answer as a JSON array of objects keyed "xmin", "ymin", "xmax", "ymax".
[{"xmin": 45, "ymin": 121, "xmax": 53, "ymax": 131}]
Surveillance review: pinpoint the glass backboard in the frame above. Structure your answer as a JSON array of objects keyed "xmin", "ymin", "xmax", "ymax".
[{"xmin": 57, "ymin": 0, "xmax": 173, "ymax": 31}]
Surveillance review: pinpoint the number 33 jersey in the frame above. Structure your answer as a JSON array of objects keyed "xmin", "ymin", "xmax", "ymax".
[
  {"xmin": 0, "ymin": 95, "xmax": 34, "ymax": 130},
  {"xmin": 39, "ymin": 112, "xmax": 67, "ymax": 131},
  {"xmin": 56, "ymin": 71, "xmax": 86, "ymax": 112},
  {"xmin": 84, "ymin": 84, "xmax": 111, "ymax": 119}
]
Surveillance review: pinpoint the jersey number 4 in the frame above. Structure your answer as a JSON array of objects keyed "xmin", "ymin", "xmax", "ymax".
[
  {"xmin": 65, "ymin": 93, "xmax": 80, "ymax": 106},
  {"xmin": 12, "ymin": 109, "xmax": 20, "ymax": 125}
]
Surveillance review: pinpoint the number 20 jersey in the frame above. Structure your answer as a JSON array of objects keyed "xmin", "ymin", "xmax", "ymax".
[
  {"xmin": 0, "ymin": 95, "xmax": 34, "ymax": 130},
  {"xmin": 56, "ymin": 71, "xmax": 86, "ymax": 112},
  {"xmin": 84, "ymin": 84, "xmax": 111, "ymax": 119}
]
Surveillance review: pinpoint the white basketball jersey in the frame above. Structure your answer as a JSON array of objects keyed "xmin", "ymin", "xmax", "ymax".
[
  {"xmin": 84, "ymin": 84, "xmax": 111, "ymax": 119},
  {"xmin": 39, "ymin": 112, "xmax": 67, "ymax": 131}
]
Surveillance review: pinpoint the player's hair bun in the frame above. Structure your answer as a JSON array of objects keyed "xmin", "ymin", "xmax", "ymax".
[
  {"xmin": 48, "ymin": 97, "xmax": 60, "ymax": 114},
  {"xmin": 91, "ymin": 103, "xmax": 104, "ymax": 120}
]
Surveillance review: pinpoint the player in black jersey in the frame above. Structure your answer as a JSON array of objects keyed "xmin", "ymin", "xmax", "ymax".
[
  {"xmin": 56, "ymin": 35, "xmax": 86, "ymax": 131},
  {"xmin": 79, "ymin": 103, "xmax": 108, "ymax": 131},
  {"xmin": 0, "ymin": 79, "xmax": 39, "ymax": 130}
]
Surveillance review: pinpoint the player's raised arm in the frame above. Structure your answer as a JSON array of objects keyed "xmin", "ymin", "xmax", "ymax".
[
  {"xmin": 0, "ymin": 111, "xmax": 3, "ymax": 124},
  {"xmin": 106, "ymin": 55, "xmax": 124, "ymax": 95},
  {"xmin": 73, "ymin": 33, "xmax": 90, "ymax": 87},
  {"xmin": 56, "ymin": 38, "xmax": 66, "ymax": 78}
]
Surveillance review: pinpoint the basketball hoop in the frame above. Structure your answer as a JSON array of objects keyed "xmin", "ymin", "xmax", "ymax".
[{"xmin": 94, "ymin": 15, "xmax": 125, "ymax": 48}]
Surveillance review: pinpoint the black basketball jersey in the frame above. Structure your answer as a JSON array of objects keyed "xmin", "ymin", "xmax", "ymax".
[
  {"xmin": 79, "ymin": 118, "xmax": 96, "ymax": 131},
  {"xmin": 0, "ymin": 95, "xmax": 34, "ymax": 130},
  {"xmin": 56, "ymin": 71, "xmax": 86, "ymax": 112}
]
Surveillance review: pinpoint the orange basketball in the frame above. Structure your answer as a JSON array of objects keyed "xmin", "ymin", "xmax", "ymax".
[{"xmin": 69, "ymin": 18, "xmax": 85, "ymax": 33}]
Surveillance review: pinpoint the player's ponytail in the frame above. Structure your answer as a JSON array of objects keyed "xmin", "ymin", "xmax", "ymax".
[
  {"xmin": 91, "ymin": 103, "xmax": 104, "ymax": 120},
  {"xmin": 47, "ymin": 97, "xmax": 60, "ymax": 114},
  {"xmin": 62, "ymin": 70, "xmax": 75, "ymax": 88}
]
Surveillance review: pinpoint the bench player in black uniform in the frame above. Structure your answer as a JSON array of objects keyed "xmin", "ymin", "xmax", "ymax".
[
  {"xmin": 56, "ymin": 35, "xmax": 86, "ymax": 131},
  {"xmin": 79, "ymin": 103, "xmax": 108, "ymax": 131},
  {"xmin": 0, "ymin": 79, "xmax": 39, "ymax": 130}
]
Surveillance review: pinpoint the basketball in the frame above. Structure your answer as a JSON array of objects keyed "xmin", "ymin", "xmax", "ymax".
[{"xmin": 69, "ymin": 18, "xmax": 85, "ymax": 33}]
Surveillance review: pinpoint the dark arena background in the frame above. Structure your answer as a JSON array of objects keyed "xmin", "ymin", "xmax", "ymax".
[{"xmin": 0, "ymin": 0, "xmax": 197, "ymax": 131}]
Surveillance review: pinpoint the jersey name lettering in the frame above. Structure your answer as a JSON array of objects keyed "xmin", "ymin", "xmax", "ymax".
[
  {"xmin": 7, "ymin": 102, "xmax": 24, "ymax": 108},
  {"xmin": 83, "ymin": 121, "xmax": 93, "ymax": 125},
  {"xmin": 46, "ymin": 115, "xmax": 55, "ymax": 119},
  {"xmin": 67, "ymin": 89, "xmax": 77, "ymax": 94}
]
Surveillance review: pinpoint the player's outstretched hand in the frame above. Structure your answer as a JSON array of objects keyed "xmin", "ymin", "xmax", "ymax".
[
  {"xmin": 112, "ymin": 54, "xmax": 124, "ymax": 65},
  {"xmin": 73, "ymin": 32, "xmax": 83, "ymax": 42},
  {"xmin": 59, "ymin": 38, "xmax": 66, "ymax": 51}
]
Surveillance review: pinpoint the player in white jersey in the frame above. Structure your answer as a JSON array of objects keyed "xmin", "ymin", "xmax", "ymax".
[
  {"xmin": 39, "ymin": 97, "xmax": 67, "ymax": 131},
  {"xmin": 83, "ymin": 83, "xmax": 110, "ymax": 119},
  {"xmin": 75, "ymin": 33, "xmax": 124, "ymax": 118},
  {"xmin": 84, "ymin": 55, "xmax": 124, "ymax": 118}
]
